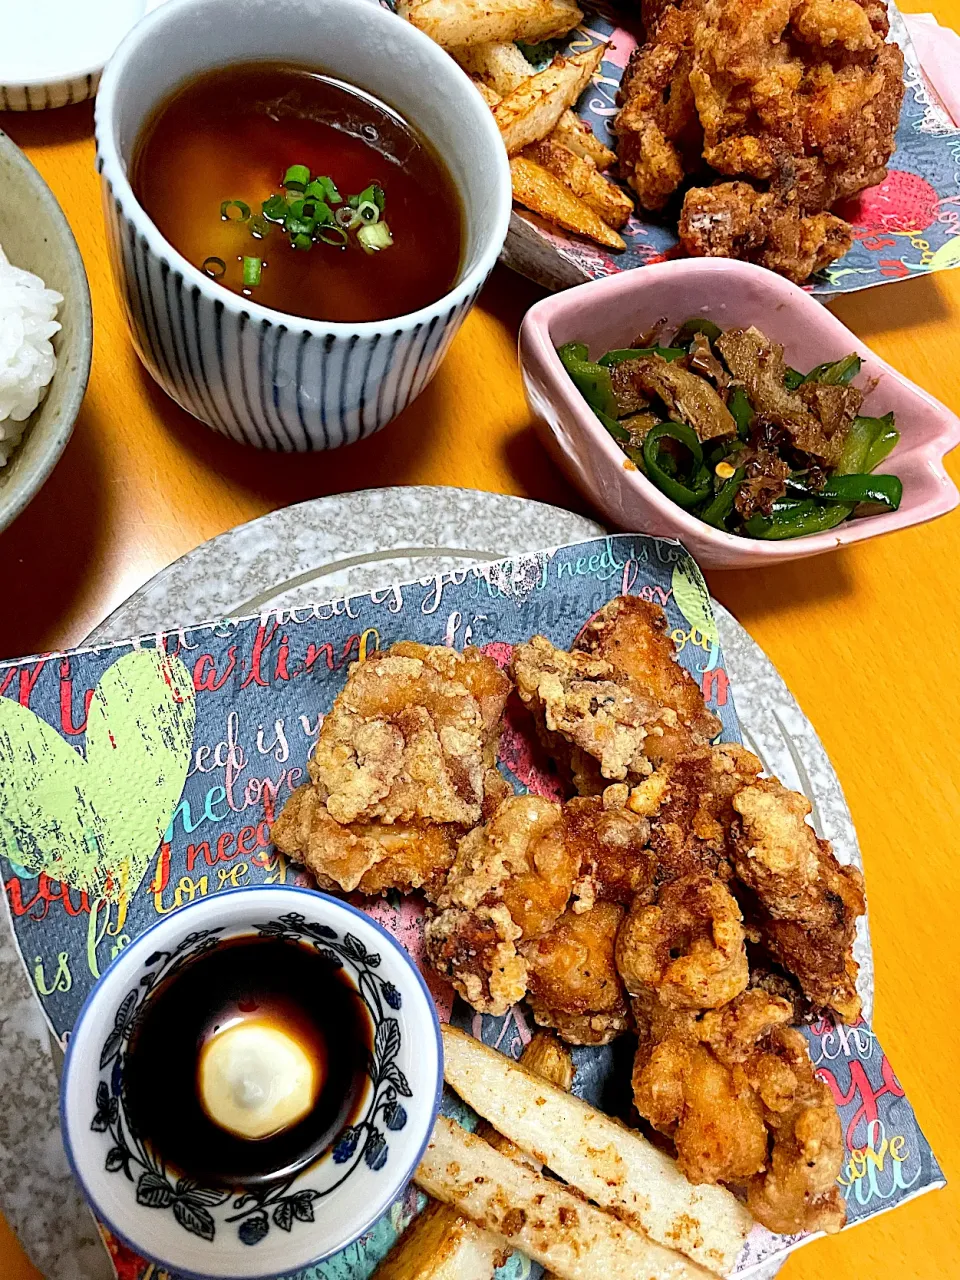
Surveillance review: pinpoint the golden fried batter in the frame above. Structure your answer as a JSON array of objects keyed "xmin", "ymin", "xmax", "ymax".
[
  {"xmin": 511, "ymin": 631, "xmax": 718, "ymax": 795},
  {"xmin": 732, "ymin": 777, "xmax": 865, "ymax": 1020},
  {"xmin": 425, "ymin": 794, "xmax": 578, "ymax": 1018},
  {"xmin": 523, "ymin": 902, "xmax": 630, "ymax": 1045},
  {"xmin": 631, "ymin": 986, "xmax": 845, "ymax": 1232},
  {"xmin": 617, "ymin": 872, "xmax": 749, "ymax": 1008},
  {"xmin": 614, "ymin": 0, "xmax": 704, "ymax": 211},
  {"xmin": 627, "ymin": 742, "xmax": 763, "ymax": 880},
  {"xmin": 436, "ymin": 794, "xmax": 574, "ymax": 941},
  {"xmin": 425, "ymin": 902, "xmax": 527, "ymax": 1017},
  {"xmin": 310, "ymin": 642, "xmax": 510, "ymax": 827},
  {"xmin": 576, "ymin": 596, "xmax": 721, "ymax": 748},
  {"xmin": 679, "ymin": 182, "xmax": 853, "ymax": 284},
  {"xmin": 564, "ymin": 791, "xmax": 656, "ymax": 911},
  {"xmin": 271, "ymin": 784, "xmax": 459, "ymax": 899}
]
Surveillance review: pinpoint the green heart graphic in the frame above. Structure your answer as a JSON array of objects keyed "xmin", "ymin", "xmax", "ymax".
[{"xmin": 0, "ymin": 649, "xmax": 195, "ymax": 903}]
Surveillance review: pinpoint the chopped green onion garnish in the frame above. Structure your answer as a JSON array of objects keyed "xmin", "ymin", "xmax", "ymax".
[
  {"xmin": 357, "ymin": 199, "xmax": 380, "ymax": 225},
  {"xmin": 262, "ymin": 194, "xmax": 289, "ymax": 222},
  {"xmin": 357, "ymin": 220, "xmax": 394, "ymax": 253},
  {"xmin": 305, "ymin": 176, "xmax": 342, "ymax": 205},
  {"xmin": 285, "ymin": 215, "xmax": 316, "ymax": 238},
  {"xmin": 336, "ymin": 207, "xmax": 360, "ymax": 229},
  {"xmin": 283, "ymin": 164, "xmax": 311, "ymax": 192},
  {"xmin": 318, "ymin": 226, "xmax": 349, "ymax": 247},
  {"xmin": 292, "ymin": 231, "xmax": 313, "ymax": 250},
  {"xmin": 220, "ymin": 199, "xmax": 251, "ymax": 222},
  {"xmin": 202, "ymin": 256, "xmax": 226, "ymax": 279},
  {"xmin": 249, "ymin": 214, "xmax": 271, "ymax": 239},
  {"xmin": 242, "ymin": 256, "xmax": 262, "ymax": 287}
]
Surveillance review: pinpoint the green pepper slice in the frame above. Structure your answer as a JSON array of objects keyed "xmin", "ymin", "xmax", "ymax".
[
  {"xmin": 642, "ymin": 422, "xmax": 711, "ymax": 509},
  {"xmin": 783, "ymin": 367, "xmax": 805, "ymax": 390},
  {"xmin": 557, "ymin": 343, "xmax": 619, "ymax": 418},
  {"xmin": 596, "ymin": 409, "xmax": 630, "ymax": 442},
  {"xmin": 863, "ymin": 420, "xmax": 900, "ymax": 472},
  {"xmin": 598, "ymin": 347, "xmax": 687, "ymax": 366},
  {"xmin": 700, "ymin": 467, "xmax": 746, "ymax": 529},
  {"xmin": 836, "ymin": 412, "xmax": 898, "ymax": 474},
  {"xmin": 744, "ymin": 499, "xmax": 853, "ymax": 539},
  {"xmin": 802, "ymin": 354, "xmax": 862, "ymax": 386},
  {"xmin": 727, "ymin": 386, "xmax": 754, "ymax": 439},
  {"xmin": 816, "ymin": 473, "xmax": 902, "ymax": 510}
]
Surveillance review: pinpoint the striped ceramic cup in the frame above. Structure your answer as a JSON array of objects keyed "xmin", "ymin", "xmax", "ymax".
[{"xmin": 94, "ymin": 0, "xmax": 512, "ymax": 450}]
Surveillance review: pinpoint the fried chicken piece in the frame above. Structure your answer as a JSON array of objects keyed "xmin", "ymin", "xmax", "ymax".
[
  {"xmin": 512, "ymin": 633, "xmax": 717, "ymax": 795},
  {"xmin": 617, "ymin": 872, "xmax": 750, "ymax": 1008},
  {"xmin": 523, "ymin": 903, "xmax": 630, "ymax": 1044},
  {"xmin": 425, "ymin": 902, "xmax": 527, "ymax": 1018},
  {"xmin": 631, "ymin": 994, "xmax": 773, "ymax": 1183},
  {"xmin": 309, "ymin": 642, "xmax": 510, "ymax": 828},
  {"xmin": 632, "ymin": 987, "xmax": 846, "ymax": 1232},
  {"xmin": 679, "ymin": 182, "xmax": 853, "ymax": 285},
  {"xmin": 744, "ymin": 1023, "xmax": 847, "ymax": 1234},
  {"xmin": 792, "ymin": 0, "xmax": 883, "ymax": 53},
  {"xmin": 272, "ymin": 784, "xmax": 460, "ymax": 900},
  {"xmin": 511, "ymin": 636, "xmax": 661, "ymax": 793},
  {"xmin": 575, "ymin": 596, "xmax": 721, "ymax": 748},
  {"xmin": 731, "ymin": 776, "xmax": 866, "ymax": 1020},
  {"xmin": 564, "ymin": 790, "xmax": 656, "ymax": 910},
  {"xmin": 425, "ymin": 794, "xmax": 576, "ymax": 1017},
  {"xmin": 615, "ymin": 0, "xmax": 704, "ymax": 210},
  {"xmin": 435, "ymin": 794, "xmax": 574, "ymax": 941},
  {"xmin": 627, "ymin": 743, "xmax": 763, "ymax": 881}
]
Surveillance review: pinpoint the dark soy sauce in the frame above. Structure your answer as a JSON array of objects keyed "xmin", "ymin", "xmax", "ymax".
[
  {"xmin": 123, "ymin": 935, "xmax": 372, "ymax": 1188},
  {"xmin": 131, "ymin": 63, "xmax": 464, "ymax": 323}
]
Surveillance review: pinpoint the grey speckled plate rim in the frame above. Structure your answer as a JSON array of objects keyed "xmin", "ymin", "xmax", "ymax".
[{"xmin": 0, "ymin": 486, "xmax": 871, "ymax": 1280}]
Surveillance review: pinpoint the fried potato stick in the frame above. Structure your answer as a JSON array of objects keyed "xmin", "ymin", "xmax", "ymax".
[
  {"xmin": 441, "ymin": 1026, "xmax": 753, "ymax": 1276},
  {"xmin": 398, "ymin": 0, "xmax": 582, "ymax": 49},
  {"xmin": 416, "ymin": 1116, "xmax": 711, "ymax": 1280}
]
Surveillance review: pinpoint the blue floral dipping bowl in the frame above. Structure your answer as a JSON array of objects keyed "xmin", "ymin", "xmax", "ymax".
[{"xmin": 60, "ymin": 887, "xmax": 442, "ymax": 1279}]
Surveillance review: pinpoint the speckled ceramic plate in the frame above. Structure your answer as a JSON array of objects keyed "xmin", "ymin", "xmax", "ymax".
[{"xmin": 0, "ymin": 487, "xmax": 871, "ymax": 1280}]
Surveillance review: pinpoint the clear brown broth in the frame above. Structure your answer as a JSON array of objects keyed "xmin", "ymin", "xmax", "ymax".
[{"xmin": 131, "ymin": 63, "xmax": 464, "ymax": 323}]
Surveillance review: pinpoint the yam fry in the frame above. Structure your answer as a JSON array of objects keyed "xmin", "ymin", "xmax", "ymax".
[
  {"xmin": 441, "ymin": 1026, "xmax": 753, "ymax": 1276},
  {"xmin": 552, "ymin": 109, "xmax": 617, "ymax": 169},
  {"xmin": 376, "ymin": 1033, "xmax": 574, "ymax": 1280},
  {"xmin": 511, "ymin": 156, "xmax": 626, "ymax": 250},
  {"xmin": 494, "ymin": 47, "xmax": 606, "ymax": 155},
  {"xmin": 454, "ymin": 42, "xmax": 617, "ymax": 169},
  {"xmin": 524, "ymin": 138, "xmax": 633, "ymax": 227},
  {"xmin": 372, "ymin": 1200, "xmax": 502, "ymax": 1280},
  {"xmin": 416, "ymin": 1116, "xmax": 711, "ymax": 1280},
  {"xmin": 398, "ymin": 0, "xmax": 582, "ymax": 49}
]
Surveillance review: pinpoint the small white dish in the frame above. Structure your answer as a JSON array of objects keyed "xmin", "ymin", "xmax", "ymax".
[
  {"xmin": 0, "ymin": 1, "xmax": 168, "ymax": 111},
  {"xmin": 60, "ymin": 886, "xmax": 442, "ymax": 1279}
]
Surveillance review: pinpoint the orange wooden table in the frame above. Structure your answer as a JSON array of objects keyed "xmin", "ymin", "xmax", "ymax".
[{"xmin": 2, "ymin": 6, "xmax": 959, "ymax": 1272}]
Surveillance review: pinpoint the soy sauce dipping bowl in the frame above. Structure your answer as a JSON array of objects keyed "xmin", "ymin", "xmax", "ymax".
[
  {"xmin": 94, "ymin": 0, "xmax": 512, "ymax": 450},
  {"xmin": 60, "ymin": 887, "xmax": 443, "ymax": 1279}
]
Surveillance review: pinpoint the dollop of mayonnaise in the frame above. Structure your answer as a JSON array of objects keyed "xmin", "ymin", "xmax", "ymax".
[{"xmin": 198, "ymin": 1022, "xmax": 320, "ymax": 1140}]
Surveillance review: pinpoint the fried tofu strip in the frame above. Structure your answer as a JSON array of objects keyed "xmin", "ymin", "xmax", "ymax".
[
  {"xmin": 441, "ymin": 1026, "xmax": 753, "ymax": 1275},
  {"xmin": 510, "ymin": 157, "xmax": 626, "ymax": 250},
  {"xmin": 399, "ymin": 0, "xmax": 583, "ymax": 49},
  {"xmin": 493, "ymin": 47, "xmax": 606, "ymax": 155},
  {"xmin": 416, "ymin": 1117, "xmax": 711, "ymax": 1280}
]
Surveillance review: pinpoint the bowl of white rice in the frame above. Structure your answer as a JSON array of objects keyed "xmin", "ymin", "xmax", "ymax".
[{"xmin": 0, "ymin": 128, "xmax": 92, "ymax": 533}]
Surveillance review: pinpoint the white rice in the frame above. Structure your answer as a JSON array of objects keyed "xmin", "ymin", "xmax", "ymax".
[{"xmin": 0, "ymin": 241, "xmax": 63, "ymax": 466}]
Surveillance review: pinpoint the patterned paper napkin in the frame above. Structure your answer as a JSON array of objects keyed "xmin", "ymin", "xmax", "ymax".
[{"xmin": 0, "ymin": 536, "xmax": 945, "ymax": 1280}]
